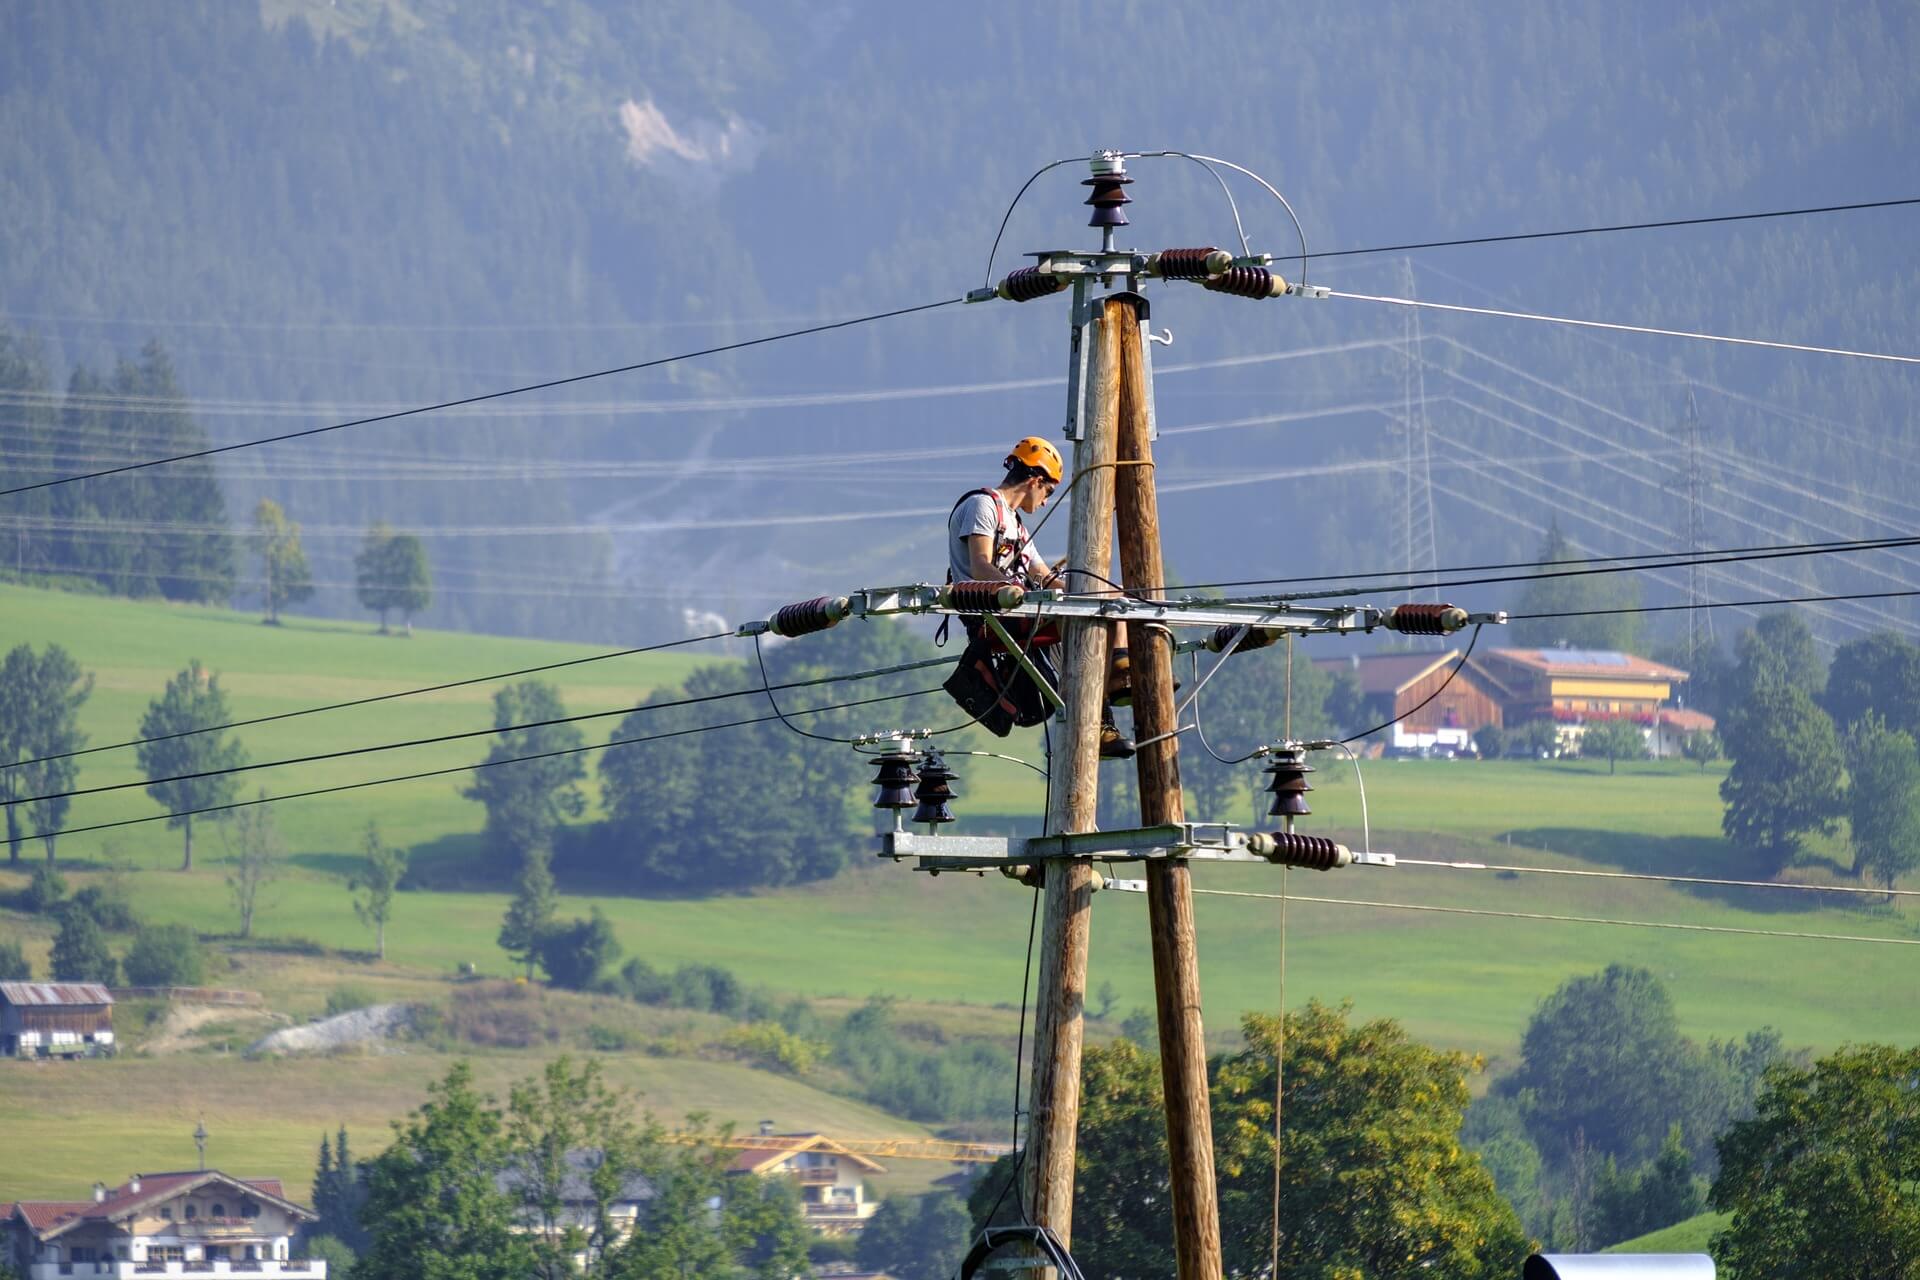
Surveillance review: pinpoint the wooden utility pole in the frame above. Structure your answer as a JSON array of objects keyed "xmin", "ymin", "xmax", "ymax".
[
  {"xmin": 1113, "ymin": 296, "xmax": 1225, "ymax": 1280},
  {"xmin": 1020, "ymin": 294, "xmax": 1123, "ymax": 1249}
]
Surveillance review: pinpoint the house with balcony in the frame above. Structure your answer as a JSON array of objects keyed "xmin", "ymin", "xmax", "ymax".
[
  {"xmin": 1479, "ymin": 647, "xmax": 1710, "ymax": 757},
  {"xmin": 1312, "ymin": 650, "xmax": 1515, "ymax": 754},
  {"xmin": 727, "ymin": 1134, "xmax": 885, "ymax": 1235},
  {"xmin": 0, "ymin": 1171, "xmax": 321, "ymax": 1280},
  {"xmin": 1, "ymin": 983, "xmax": 115, "ymax": 1059}
]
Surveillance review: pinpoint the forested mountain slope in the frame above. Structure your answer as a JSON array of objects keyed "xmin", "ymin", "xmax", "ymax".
[{"xmin": 2, "ymin": 0, "xmax": 1914, "ymax": 648}]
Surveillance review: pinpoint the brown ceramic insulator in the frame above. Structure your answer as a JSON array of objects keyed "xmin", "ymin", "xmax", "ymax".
[
  {"xmin": 943, "ymin": 580, "xmax": 1027, "ymax": 613},
  {"xmin": 1201, "ymin": 266, "xmax": 1286, "ymax": 299},
  {"xmin": 770, "ymin": 595, "xmax": 851, "ymax": 637},
  {"xmin": 998, "ymin": 266, "xmax": 1071, "ymax": 303},
  {"xmin": 1262, "ymin": 749, "xmax": 1315, "ymax": 818},
  {"xmin": 1205, "ymin": 623, "xmax": 1279, "ymax": 655},
  {"xmin": 870, "ymin": 751, "xmax": 920, "ymax": 810},
  {"xmin": 1152, "ymin": 247, "xmax": 1231, "ymax": 280},
  {"xmin": 1260, "ymin": 831, "xmax": 1345, "ymax": 870},
  {"xmin": 1382, "ymin": 602, "xmax": 1468, "ymax": 635}
]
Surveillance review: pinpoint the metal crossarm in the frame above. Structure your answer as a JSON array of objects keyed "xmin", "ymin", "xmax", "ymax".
[{"xmin": 880, "ymin": 824, "xmax": 1397, "ymax": 872}]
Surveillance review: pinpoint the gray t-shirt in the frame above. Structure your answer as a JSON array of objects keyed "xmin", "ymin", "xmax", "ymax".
[{"xmin": 948, "ymin": 490, "xmax": 1043, "ymax": 585}]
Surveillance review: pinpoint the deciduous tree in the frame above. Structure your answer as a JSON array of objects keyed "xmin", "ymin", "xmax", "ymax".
[
  {"xmin": 466, "ymin": 681, "xmax": 586, "ymax": 863},
  {"xmin": 355, "ymin": 524, "xmax": 434, "ymax": 635},
  {"xmin": 1711, "ymin": 1044, "xmax": 1920, "ymax": 1277},
  {"xmin": 1719, "ymin": 682, "xmax": 1844, "ymax": 875},
  {"xmin": 1822, "ymin": 630, "xmax": 1920, "ymax": 736},
  {"xmin": 351, "ymin": 821, "xmax": 407, "ymax": 960},
  {"xmin": 253, "ymin": 498, "xmax": 314, "ymax": 625},
  {"xmin": 1845, "ymin": 715, "xmax": 1920, "ymax": 889},
  {"xmin": 1578, "ymin": 718, "xmax": 1647, "ymax": 773},
  {"xmin": 136, "ymin": 660, "xmax": 246, "ymax": 871},
  {"xmin": 221, "ymin": 792, "xmax": 282, "ymax": 937},
  {"xmin": 49, "ymin": 908, "xmax": 116, "ymax": 984},
  {"xmin": 0, "ymin": 643, "xmax": 91, "ymax": 864},
  {"xmin": 122, "ymin": 922, "xmax": 205, "ymax": 986}
]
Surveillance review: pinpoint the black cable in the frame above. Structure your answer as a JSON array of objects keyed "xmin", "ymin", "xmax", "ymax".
[
  {"xmin": 16, "ymin": 684, "xmax": 942, "ymax": 845},
  {"xmin": 1314, "ymin": 196, "xmax": 1920, "ymax": 261},
  {"xmin": 1173, "ymin": 532, "xmax": 1920, "ymax": 597},
  {"xmin": 5, "ymin": 650, "xmax": 959, "ymax": 810},
  {"xmin": 1340, "ymin": 624, "xmax": 1483, "ymax": 745},
  {"xmin": 752, "ymin": 632, "xmax": 874, "ymax": 745},
  {"xmin": 1512, "ymin": 587, "xmax": 1920, "ymax": 621},
  {"xmin": 0, "ymin": 297, "xmax": 965, "ymax": 498},
  {"xmin": 0, "ymin": 630, "xmax": 738, "ymax": 772},
  {"xmin": 1191, "ymin": 646, "xmax": 1264, "ymax": 767},
  {"xmin": 1270, "ymin": 535, "xmax": 1920, "ymax": 604}
]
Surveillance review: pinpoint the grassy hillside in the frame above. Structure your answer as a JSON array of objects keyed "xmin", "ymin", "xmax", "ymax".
[
  {"xmin": 1606, "ymin": 1210, "xmax": 1730, "ymax": 1253},
  {"xmin": 4, "ymin": 580, "xmax": 1916, "ymax": 1059}
]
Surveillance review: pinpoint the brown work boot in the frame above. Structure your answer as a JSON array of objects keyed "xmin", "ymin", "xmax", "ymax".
[
  {"xmin": 1105, "ymin": 648, "xmax": 1133, "ymax": 707},
  {"xmin": 1099, "ymin": 707, "xmax": 1137, "ymax": 759}
]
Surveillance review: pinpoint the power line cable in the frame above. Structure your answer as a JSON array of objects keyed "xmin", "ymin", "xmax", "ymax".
[
  {"xmin": 1329, "ymin": 290, "xmax": 1920, "ymax": 366},
  {"xmin": 0, "ymin": 297, "xmax": 965, "ymax": 499},
  {"xmin": 1183, "ymin": 887, "xmax": 1920, "ymax": 948},
  {"xmin": 1313, "ymin": 196, "xmax": 1920, "ymax": 260},
  {"xmin": 0, "ymin": 630, "xmax": 737, "ymax": 772},
  {"xmin": 1510, "ymin": 586, "xmax": 1920, "ymax": 620},
  {"xmin": 15, "ymin": 684, "xmax": 943, "ymax": 847},
  {"xmin": 3, "ymin": 651, "xmax": 959, "ymax": 809},
  {"xmin": 1394, "ymin": 857, "xmax": 1920, "ymax": 901}
]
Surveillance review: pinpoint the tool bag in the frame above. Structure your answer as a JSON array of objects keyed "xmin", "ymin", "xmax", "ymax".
[{"xmin": 943, "ymin": 630, "xmax": 1058, "ymax": 737}]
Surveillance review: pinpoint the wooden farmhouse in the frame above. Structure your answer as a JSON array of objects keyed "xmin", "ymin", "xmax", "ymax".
[
  {"xmin": 0, "ymin": 1171, "xmax": 322, "ymax": 1280},
  {"xmin": 727, "ymin": 1133, "xmax": 886, "ymax": 1234},
  {"xmin": 0, "ymin": 982, "xmax": 115, "ymax": 1059},
  {"xmin": 1312, "ymin": 650, "xmax": 1513, "ymax": 754}
]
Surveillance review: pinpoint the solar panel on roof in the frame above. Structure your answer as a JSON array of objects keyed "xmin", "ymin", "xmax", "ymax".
[{"xmin": 1549, "ymin": 649, "xmax": 1629, "ymax": 666}]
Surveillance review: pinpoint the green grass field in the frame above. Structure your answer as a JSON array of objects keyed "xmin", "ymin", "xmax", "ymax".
[
  {"xmin": 3, "ymin": 583, "xmax": 1917, "ymax": 1203},
  {"xmin": 1606, "ymin": 1210, "xmax": 1730, "ymax": 1253}
]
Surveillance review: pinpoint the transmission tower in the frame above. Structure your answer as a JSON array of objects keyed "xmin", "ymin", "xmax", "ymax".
[
  {"xmin": 1682, "ymin": 382, "xmax": 1714, "ymax": 660},
  {"xmin": 1397, "ymin": 258, "xmax": 1441, "ymax": 633}
]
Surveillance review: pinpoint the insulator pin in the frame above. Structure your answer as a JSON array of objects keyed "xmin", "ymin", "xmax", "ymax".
[
  {"xmin": 1202, "ymin": 266, "xmax": 1288, "ymax": 300},
  {"xmin": 770, "ymin": 596, "xmax": 852, "ymax": 637},
  {"xmin": 1382, "ymin": 603, "xmax": 1470, "ymax": 635},
  {"xmin": 1206, "ymin": 624, "xmax": 1280, "ymax": 655},
  {"xmin": 1263, "ymin": 747, "xmax": 1314, "ymax": 819},
  {"xmin": 1150, "ymin": 247, "xmax": 1233, "ymax": 280},
  {"xmin": 911, "ymin": 751, "xmax": 959, "ymax": 828},
  {"xmin": 941, "ymin": 580, "xmax": 1027, "ymax": 613},
  {"xmin": 870, "ymin": 750, "xmax": 920, "ymax": 811},
  {"xmin": 1083, "ymin": 152, "xmax": 1133, "ymax": 229},
  {"xmin": 1246, "ymin": 831, "xmax": 1351, "ymax": 870},
  {"xmin": 997, "ymin": 267, "xmax": 1071, "ymax": 303}
]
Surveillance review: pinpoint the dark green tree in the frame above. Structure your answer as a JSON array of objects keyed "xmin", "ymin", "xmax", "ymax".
[
  {"xmin": 0, "ymin": 938, "xmax": 30, "ymax": 980},
  {"xmin": 351, "ymin": 821, "xmax": 408, "ymax": 960},
  {"xmin": 49, "ymin": 909, "xmax": 116, "ymax": 984},
  {"xmin": 1587, "ymin": 1125, "xmax": 1702, "ymax": 1248},
  {"xmin": 253, "ymin": 498, "xmax": 315, "ymax": 625},
  {"xmin": 136, "ymin": 660, "xmax": 247, "ymax": 871},
  {"xmin": 1823, "ymin": 631, "xmax": 1920, "ymax": 737},
  {"xmin": 1508, "ymin": 522, "xmax": 1642, "ymax": 652},
  {"xmin": 504, "ymin": 1058, "xmax": 645, "ymax": 1280},
  {"xmin": 0, "ymin": 643, "xmax": 92, "ymax": 863},
  {"xmin": 1731, "ymin": 611, "xmax": 1825, "ymax": 703},
  {"xmin": 1845, "ymin": 715, "xmax": 1920, "ymax": 888},
  {"xmin": 466, "ymin": 680, "xmax": 586, "ymax": 864},
  {"xmin": 533, "ymin": 907, "xmax": 621, "ymax": 991},
  {"xmin": 1711, "ymin": 1044, "xmax": 1920, "ymax": 1277},
  {"xmin": 1681, "ymin": 728, "xmax": 1722, "ymax": 772},
  {"xmin": 358, "ymin": 1062, "xmax": 537, "ymax": 1280},
  {"xmin": 23, "ymin": 864, "xmax": 67, "ymax": 914},
  {"xmin": 856, "ymin": 1193, "xmax": 972, "ymax": 1280},
  {"xmin": 1719, "ymin": 681, "xmax": 1844, "ymax": 875},
  {"xmin": 976, "ymin": 1003, "xmax": 1530, "ymax": 1277},
  {"xmin": 1500, "ymin": 964, "xmax": 1694, "ymax": 1168},
  {"xmin": 122, "ymin": 923, "xmax": 205, "ymax": 986},
  {"xmin": 1474, "ymin": 723, "xmax": 1508, "ymax": 759},
  {"xmin": 356, "ymin": 524, "xmax": 434, "ymax": 636},
  {"xmin": 498, "ymin": 843, "xmax": 557, "ymax": 980},
  {"xmin": 1577, "ymin": 719, "xmax": 1647, "ymax": 773},
  {"xmin": 311, "ymin": 1125, "xmax": 369, "ymax": 1254}
]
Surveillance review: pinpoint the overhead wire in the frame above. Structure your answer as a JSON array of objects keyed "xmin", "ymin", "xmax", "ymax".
[
  {"xmin": 3, "ymin": 649, "xmax": 961, "ymax": 809},
  {"xmin": 0, "ymin": 296, "xmax": 967, "ymax": 498},
  {"xmin": 1393, "ymin": 857, "xmax": 1920, "ymax": 901},
  {"xmin": 14, "ymin": 683, "xmax": 946, "ymax": 847},
  {"xmin": 1184, "ymin": 887, "xmax": 1920, "ymax": 948}
]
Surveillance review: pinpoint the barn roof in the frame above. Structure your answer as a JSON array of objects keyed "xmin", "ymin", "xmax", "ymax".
[{"xmin": 0, "ymin": 982, "xmax": 114, "ymax": 1007}]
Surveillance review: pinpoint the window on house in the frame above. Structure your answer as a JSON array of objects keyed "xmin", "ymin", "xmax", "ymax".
[
  {"xmin": 241, "ymin": 1204, "xmax": 258, "ymax": 1220},
  {"xmin": 160, "ymin": 1209, "xmax": 173, "ymax": 1221},
  {"xmin": 211, "ymin": 1206, "xmax": 224, "ymax": 1219},
  {"xmin": 184, "ymin": 1206, "xmax": 197, "ymax": 1221}
]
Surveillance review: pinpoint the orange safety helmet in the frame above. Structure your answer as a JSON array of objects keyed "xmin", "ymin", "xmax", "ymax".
[{"xmin": 1006, "ymin": 436, "xmax": 1064, "ymax": 484}]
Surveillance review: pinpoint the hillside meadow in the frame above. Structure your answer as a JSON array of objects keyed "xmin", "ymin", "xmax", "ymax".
[{"xmin": 4, "ymin": 582, "xmax": 1918, "ymax": 1199}]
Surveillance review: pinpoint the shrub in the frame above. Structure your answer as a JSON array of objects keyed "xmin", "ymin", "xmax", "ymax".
[
  {"xmin": 325, "ymin": 984, "xmax": 377, "ymax": 1017},
  {"xmin": 670, "ymin": 963, "xmax": 743, "ymax": 1015},
  {"xmin": 68, "ymin": 884, "xmax": 139, "ymax": 933},
  {"xmin": 614, "ymin": 957, "xmax": 671, "ymax": 1004},
  {"xmin": 0, "ymin": 938, "xmax": 29, "ymax": 980},
  {"xmin": 718, "ymin": 1021, "xmax": 824, "ymax": 1074},
  {"xmin": 584, "ymin": 1022, "xmax": 634, "ymax": 1052},
  {"xmin": 23, "ymin": 865, "xmax": 67, "ymax": 914},
  {"xmin": 533, "ymin": 908, "xmax": 621, "ymax": 991},
  {"xmin": 121, "ymin": 924, "xmax": 205, "ymax": 986}
]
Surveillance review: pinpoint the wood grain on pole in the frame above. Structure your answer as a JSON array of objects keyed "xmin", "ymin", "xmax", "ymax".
[
  {"xmin": 1020, "ymin": 294, "xmax": 1121, "ymax": 1250},
  {"xmin": 1113, "ymin": 297, "xmax": 1225, "ymax": 1280}
]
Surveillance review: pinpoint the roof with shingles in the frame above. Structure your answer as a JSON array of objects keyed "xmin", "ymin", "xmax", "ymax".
[
  {"xmin": 725, "ymin": 1134, "xmax": 887, "ymax": 1175},
  {"xmin": 0, "ymin": 982, "xmax": 113, "ymax": 1007},
  {"xmin": 10, "ymin": 1173, "xmax": 309, "ymax": 1241},
  {"xmin": 1484, "ymin": 648, "xmax": 1688, "ymax": 680}
]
